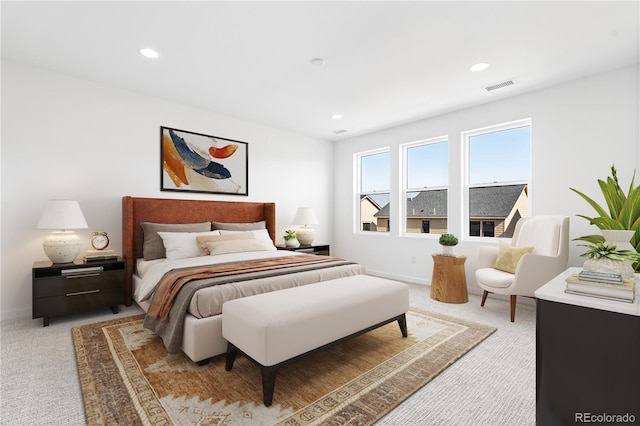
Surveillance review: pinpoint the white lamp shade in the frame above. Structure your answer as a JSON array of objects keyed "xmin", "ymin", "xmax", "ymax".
[
  {"xmin": 37, "ymin": 200, "xmax": 88, "ymax": 230},
  {"xmin": 292, "ymin": 207, "xmax": 319, "ymax": 226}
]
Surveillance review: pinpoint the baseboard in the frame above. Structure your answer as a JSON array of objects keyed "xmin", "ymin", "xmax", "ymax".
[
  {"xmin": 364, "ymin": 269, "xmax": 429, "ymax": 286},
  {"xmin": 364, "ymin": 269, "xmax": 535, "ymax": 306},
  {"xmin": 1, "ymin": 307, "xmax": 32, "ymax": 321}
]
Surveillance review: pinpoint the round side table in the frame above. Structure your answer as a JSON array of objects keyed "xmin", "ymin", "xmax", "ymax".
[{"xmin": 430, "ymin": 254, "xmax": 468, "ymax": 303}]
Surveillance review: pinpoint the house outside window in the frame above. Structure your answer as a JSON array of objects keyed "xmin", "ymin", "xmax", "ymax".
[
  {"xmin": 400, "ymin": 137, "xmax": 448, "ymax": 235},
  {"xmin": 356, "ymin": 148, "xmax": 390, "ymax": 233},
  {"xmin": 464, "ymin": 119, "xmax": 531, "ymax": 238}
]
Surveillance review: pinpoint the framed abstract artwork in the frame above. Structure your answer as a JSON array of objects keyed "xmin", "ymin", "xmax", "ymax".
[{"xmin": 161, "ymin": 126, "xmax": 248, "ymax": 196}]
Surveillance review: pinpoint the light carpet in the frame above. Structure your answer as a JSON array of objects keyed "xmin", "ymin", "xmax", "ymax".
[{"xmin": 72, "ymin": 309, "xmax": 495, "ymax": 425}]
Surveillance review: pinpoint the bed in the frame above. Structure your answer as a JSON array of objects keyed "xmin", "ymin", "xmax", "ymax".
[{"xmin": 122, "ymin": 196, "xmax": 365, "ymax": 364}]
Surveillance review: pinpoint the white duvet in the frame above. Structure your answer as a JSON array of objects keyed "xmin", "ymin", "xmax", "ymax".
[{"xmin": 134, "ymin": 250, "xmax": 303, "ymax": 302}]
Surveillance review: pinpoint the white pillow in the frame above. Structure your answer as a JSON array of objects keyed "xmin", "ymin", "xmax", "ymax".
[
  {"xmin": 204, "ymin": 239, "xmax": 271, "ymax": 256},
  {"xmin": 158, "ymin": 230, "xmax": 220, "ymax": 260},
  {"xmin": 219, "ymin": 229, "xmax": 276, "ymax": 251}
]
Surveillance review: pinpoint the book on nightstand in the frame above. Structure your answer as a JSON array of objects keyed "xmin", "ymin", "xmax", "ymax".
[
  {"xmin": 83, "ymin": 249, "xmax": 118, "ymax": 262},
  {"xmin": 564, "ymin": 273, "xmax": 635, "ymax": 302},
  {"xmin": 577, "ymin": 270, "xmax": 624, "ymax": 284}
]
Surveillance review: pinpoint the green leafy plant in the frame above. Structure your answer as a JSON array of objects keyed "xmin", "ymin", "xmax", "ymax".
[
  {"xmin": 570, "ymin": 164, "xmax": 640, "ymax": 270},
  {"xmin": 438, "ymin": 233, "xmax": 458, "ymax": 246},
  {"xmin": 283, "ymin": 229, "xmax": 297, "ymax": 241},
  {"xmin": 579, "ymin": 242, "xmax": 640, "ymax": 263}
]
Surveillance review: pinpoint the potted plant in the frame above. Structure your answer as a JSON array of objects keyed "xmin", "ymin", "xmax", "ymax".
[
  {"xmin": 579, "ymin": 241, "xmax": 639, "ymax": 279},
  {"xmin": 283, "ymin": 229, "xmax": 299, "ymax": 248},
  {"xmin": 438, "ymin": 233, "xmax": 458, "ymax": 256},
  {"xmin": 570, "ymin": 164, "xmax": 640, "ymax": 271}
]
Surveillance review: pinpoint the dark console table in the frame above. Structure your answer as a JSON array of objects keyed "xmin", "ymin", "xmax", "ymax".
[{"xmin": 535, "ymin": 268, "xmax": 640, "ymax": 425}]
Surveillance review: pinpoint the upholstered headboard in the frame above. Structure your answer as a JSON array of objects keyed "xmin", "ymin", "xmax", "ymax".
[{"xmin": 122, "ymin": 196, "xmax": 276, "ymax": 305}]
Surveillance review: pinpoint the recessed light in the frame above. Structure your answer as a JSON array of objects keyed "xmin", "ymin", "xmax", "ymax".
[
  {"xmin": 470, "ymin": 62, "xmax": 489, "ymax": 72},
  {"xmin": 140, "ymin": 48, "xmax": 159, "ymax": 59},
  {"xmin": 310, "ymin": 58, "xmax": 325, "ymax": 66},
  {"xmin": 332, "ymin": 114, "xmax": 342, "ymax": 119}
]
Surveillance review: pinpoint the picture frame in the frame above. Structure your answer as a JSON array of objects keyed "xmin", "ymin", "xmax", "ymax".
[{"xmin": 161, "ymin": 126, "xmax": 248, "ymax": 196}]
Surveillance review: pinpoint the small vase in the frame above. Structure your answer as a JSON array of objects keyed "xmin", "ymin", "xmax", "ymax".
[{"xmin": 285, "ymin": 238, "xmax": 300, "ymax": 248}]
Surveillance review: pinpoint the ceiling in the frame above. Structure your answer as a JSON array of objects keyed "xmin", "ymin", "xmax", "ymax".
[{"xmin": 2, "ymin": 1, "xmax": 639, "ymax": 142}]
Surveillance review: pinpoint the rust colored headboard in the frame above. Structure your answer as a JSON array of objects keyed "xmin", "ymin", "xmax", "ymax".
[{"xmin": 122, "ymin": 196, "xmax": 276, "ymax": 305}]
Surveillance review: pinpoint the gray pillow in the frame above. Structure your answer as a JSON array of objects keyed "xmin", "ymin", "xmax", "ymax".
[
  {"xmin": 211, "ymin": 220, "xmax": 266, "ymax": 231},
  {"xmin": 141, "ymin": 222, "xmax": 211, "ymax": 260}
]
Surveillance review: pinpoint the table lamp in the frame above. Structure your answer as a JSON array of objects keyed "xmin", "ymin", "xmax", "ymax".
[
  {"xmin": 36, "ymin": 199, "xmax": 88, "ymax": 263},
  {"xmin": 292, "ymin": 207, "xmax": 319, "ymax": 245}
]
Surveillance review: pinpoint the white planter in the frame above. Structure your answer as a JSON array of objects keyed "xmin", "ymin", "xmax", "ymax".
[
  {"xmin": 583, "ymin": 257, "xmax": 635, "ymax": 280},
  {"xmin": 601, "ymin": 229, "xmax": 635, "ymax": 252},
  {"xmin": 284, "ymin": 238, "xmax": 300, "ymax": 248},
  {"xmin": 441, "ymin": 245, "xmax": 456, "ymax": 256}
]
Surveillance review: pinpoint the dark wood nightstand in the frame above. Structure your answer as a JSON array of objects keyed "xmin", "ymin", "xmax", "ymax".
[
  {"xmin": 32, "ymin": 257, "xmax": 125, "ymax": 326},
  {"xmin": 276, "ymin": 244, "xmax": 330, "ymax": 256}
]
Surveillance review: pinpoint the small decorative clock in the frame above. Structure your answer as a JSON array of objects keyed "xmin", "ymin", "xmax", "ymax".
[{"xmin": 91, "ymin": 231, "xmax": 109, "ymax": 251}]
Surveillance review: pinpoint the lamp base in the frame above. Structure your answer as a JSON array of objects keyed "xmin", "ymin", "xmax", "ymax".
[
  {"xmin": 43, "ymin": 231, "xmax": 81, "ymax": 263},
  {"xmin": 296, "ymin": 226, "xmax": 315, "ymax": 245}
]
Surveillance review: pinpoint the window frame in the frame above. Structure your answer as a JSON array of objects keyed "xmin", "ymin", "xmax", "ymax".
[
  {"xmin": 463, "ymin": 118, "xmax": 531, "ymax": 240},
  {"xmin": 354, "ymin": 147, "xmax": 391, "ymax": 235},
  {"xmin": 400, "ymin": 136, "xmax": 449, "ymax": 238}
]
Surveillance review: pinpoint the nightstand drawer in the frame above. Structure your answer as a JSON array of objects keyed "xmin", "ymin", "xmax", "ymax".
[
  {"xmin": 34, "ymin": 288, "xmax": 124, "ymax": 317},
  {"xmin": 33, "ymin": 270, "xmax": 124, "ymax": 298}
]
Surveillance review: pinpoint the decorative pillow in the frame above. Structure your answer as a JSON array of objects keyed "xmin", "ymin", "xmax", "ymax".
[
  {"xmin": 493, "ymin": 241, "xmax": 534, "ymax": 274},
  {"xmin": 157, "ymin": 230, "xmax": 220, "ymax": 260},
  {"xmin": 196, "ymin": 232, "xmax": 254, "ymax": 255},
  {"xmin": 219, "ymin": 229, "xmax": 276, "ymax": 251},
  {"xmin": 141, "ymin": 222, "xmax": 211, "ymax": 260},
  {"xmin": 204, "ymin": 239, "xmax": 271, "ymax": 256},
  {"xmin": 211, "ymin": 220, "xmax": 266, "ymax": 231}
]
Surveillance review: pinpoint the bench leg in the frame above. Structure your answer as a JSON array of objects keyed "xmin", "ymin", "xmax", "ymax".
[
  {"xmin": 262, "ymin": 365, "xmax": 279, "ymax": 407},
  {"xmin": 397, "ymin": 313, "xmax": 408, "ymax": 337},
  {"xmin": 225, "ymin": 342, "xmax": 238, "ymax": 371}
]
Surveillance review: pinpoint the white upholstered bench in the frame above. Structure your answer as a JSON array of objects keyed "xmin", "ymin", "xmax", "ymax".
[{"xmin": 222, "ymin": 274, "xmax": 410, "ymax": 406}]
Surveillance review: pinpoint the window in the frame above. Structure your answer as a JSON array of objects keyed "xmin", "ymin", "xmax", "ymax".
[
  {"xmin": 465, "ymin": 119, "xmax": 530, "ymax": 238},
  {"xmin": 402, "ymin": 137, "xmax": 448, "ymax": 235},
  {"xmin": 356, "ymin": 148, "xmax": 390, "ymax": 233}
]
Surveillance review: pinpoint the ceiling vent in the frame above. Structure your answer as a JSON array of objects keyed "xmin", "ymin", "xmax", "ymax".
[{"xmin": 484, "ymin": 79, "xmax": 517, "ymax": 92}]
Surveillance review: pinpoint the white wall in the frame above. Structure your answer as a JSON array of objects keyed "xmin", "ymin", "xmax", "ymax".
[
  {"xmin": 333, "ymin": 65, "xmax": 640, "ymax": 296},
  {"xmin": 1, "ymin": 62, "xmax": 334, "ymax": 320}
]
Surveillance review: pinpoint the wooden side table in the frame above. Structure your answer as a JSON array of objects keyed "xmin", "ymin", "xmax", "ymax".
[{"xmin": 430, "ymin": 254, "xmax": 468, "ymax": 303}]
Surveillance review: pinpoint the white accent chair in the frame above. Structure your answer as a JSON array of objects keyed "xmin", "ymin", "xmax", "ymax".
[{"xmin": 475, "ymin": 216, "xmax": 569, "ymax": 322}]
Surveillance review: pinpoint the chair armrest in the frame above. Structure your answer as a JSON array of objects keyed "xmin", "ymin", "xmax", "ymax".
[
  {"xmin": 512, "ymin": 253, "xmax": 567, "ymax": 297},
  {"xmin": 477, "ymin": 246, "xmax": 499, "ymax": 269}
]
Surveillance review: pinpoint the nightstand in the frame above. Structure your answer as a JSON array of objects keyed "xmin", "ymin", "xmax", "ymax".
[
  {"xmin": 32, "ymin": 257, "xmax": 125, "ymax": 326},
  {"xmin": 276, "ymin": 244, "xmax": 330, "ymax": 256}
]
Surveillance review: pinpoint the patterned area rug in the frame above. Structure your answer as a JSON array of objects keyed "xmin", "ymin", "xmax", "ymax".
[{"xmin": 72, "ymin": 309, "xmax": 495, "ymax": 425}]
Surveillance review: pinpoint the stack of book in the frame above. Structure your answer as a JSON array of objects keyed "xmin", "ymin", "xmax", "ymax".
[
  {"xmin": 83, "ymin": 249, "xmax": 118, "ymax": 262},
  {"xmin": 565, "ymin": 270, "xmax": 636, "ymax": 303}
]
